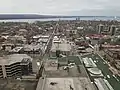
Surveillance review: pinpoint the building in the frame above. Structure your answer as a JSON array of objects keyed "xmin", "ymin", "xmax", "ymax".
[
  {"xmin": 44, "ymin": 58, "xmax": 58, "ymax": 71},
  {"xmin": 115, "ymin": 61, "xmax": 120, "ymax": 70},
  {"xmin": 7, "ymin": 35, "xmax": 26, "ymax": 44},
  {"xmin": 0, "ymin": 54, "xmax": 33, "ymax": 78},
  {"xmin": 110, "ymin": 25, "xmax": 116, "ymax": 36},
  {"xmin": 82, "ymin": 54, "xmax": 120, "ymax": 90},
  {"xmin": 87, "ymin": 68, "xmax": 103, "ymax": 78},
  {"xmin": 83, "ymin": 57, "xmax": 104, "ymax": 78},
  {"xmin": 104, "ymin": 49, "xmax": 120, "ymax": 72},
  {"xmin": 102, "ymin": 45, "xmax": 120, "ymax": 49},
  {"xmin": 18, "ymin": 29, "xmax": 27, "ymax": 35},
  {"xmin": 38, "ymin": 38, "xmax": 48, "ymax": 44},
  {"xmin": 66, "ymin": 29, "xmax": 77, "ymax": 38},
  {"xmin": 115, "ymin": 28, "xmax": 120, "ymax": 35},
  {"xmin": 1, "ymin": 43, "xmax": 14, "ymax": 51},
  {"xmin": 36, "ymin": 77, "xmax": 95, "ymax": 90},
  {"xmin": 32, "ymin": 35, "xmax": 49, "ymax": 43},
  {"xmin": 20, "ymin": 58, "xmax": 33, "ymax": 75},
  {"xmin": 75, "ymin": 37, "xmax": 89, "ymax": 46},
  {"xmin": 36, "ymin": 56, "xmax": 95, "ymax": 90},
  {"xmin": 104, "ymin": 49, "xmax": 120, "ymax": 62},
  {"xmin": 50, "ymin": 37, "xmax": 71, "ymax": 57},
  {"xmin": 94, "ymin": 78, "xmax": 114, "ymax": 90},
  {"xmin": 9, "ymin": 47, "xmax": 24, "ymax": 54},
  {"xmin": 83, "ymin": 57, "xmax": 97, "ymax": 68},
  {"xmin": 50, "ymin": 43, "xmax": 71, "ymax": 57},
  {"xmin": 23, "ymin": 44, "xmax": 43, "ymax": 54},
  {"xmin": 98, "ymin": 24, "xmax": 104, "ymax": 34}
]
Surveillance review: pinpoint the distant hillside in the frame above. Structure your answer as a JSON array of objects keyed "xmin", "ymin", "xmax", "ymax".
[
  {"xmin": 0, "ymin": 14, "xmax": 60, "ymax": 20},
  {"xmin": 0, "ymin": 14, "xmax": 116, "ymax": 20}
]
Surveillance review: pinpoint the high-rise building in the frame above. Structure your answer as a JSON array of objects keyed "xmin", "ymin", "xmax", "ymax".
[
  {"xmin": 98, "ymin": 24, "xmax": 104, "ymax": 34},
  {"xmin": 115, "ymin": 28, "xmax": 120, "ymax": 35},
  {"xmin": 110, "ymin": 25, "xmax": 116, "ymax": 36},
  {"xmin": 108, "ymin": 26, "xmax": 111, "ymax": 32}
]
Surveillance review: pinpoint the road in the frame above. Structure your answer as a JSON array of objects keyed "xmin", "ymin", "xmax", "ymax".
[
  {"xmin": 82, "ymin": 54, "xmax": 120, "ymax": 90},
  {"xmin": 35, "ymin": 24, "xmax": 57, "ymax": 90}
]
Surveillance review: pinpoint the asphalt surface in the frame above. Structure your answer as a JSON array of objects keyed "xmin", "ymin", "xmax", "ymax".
[{"xmin": 82, "ymin": 53, "xmax": 120, "ymax": 90}]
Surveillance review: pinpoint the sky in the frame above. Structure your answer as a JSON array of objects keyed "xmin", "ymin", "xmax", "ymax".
[{"xmin": 0, "ymin": 0, "xmax": 120, "ymax": 16}]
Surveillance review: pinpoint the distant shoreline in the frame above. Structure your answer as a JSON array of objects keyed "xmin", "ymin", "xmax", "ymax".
[{"xmin": 0, "ymin": 14, "xmax": 118, "ymax": 20}]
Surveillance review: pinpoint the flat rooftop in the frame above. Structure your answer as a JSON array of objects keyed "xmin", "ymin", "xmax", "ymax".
[
  {"xmin": 59, "ymin": 56, "xmax": 82, "ymax": 65},
  {"xmin": 44, "ymin": 56, "xmax": 85, "ymax": 77},
  {"xmin": 0, "ymin": 54, "xmax": 32, "ymax": 65},
  {"xmin": 33, "ymin": 35, "xmax": 49, "ymax": 39},
  {"xmin": 51, "ymin": 38, "xmax": 71, "ymax": 52},
  {"xmin": 51, "ymin": 43, "xmax": 71, "ymax": 52},
  {"xmin": 37, "ymin": 77, "xmax": 95, "ymax": 90},
  {"xmin": 83, "ymin": 57, "xmax": 97, "ymax": 68},
  {"xmin": 24, "ymin": 44, "xmax": 43, "ymax": 51},
  {"xmin": 10, "ymin": 47, "xmax": 23, "ymax": 52},
  {"xmin": 94, "ymin": 78, "xmax": 114, "ymax": 90},
  {"xmin": 44, "ymin": 59, "xmax": 58, "ymax": 71},
  {"xmin": 44, "ymin": 65, "xmax": 88, "ymax": 78}
]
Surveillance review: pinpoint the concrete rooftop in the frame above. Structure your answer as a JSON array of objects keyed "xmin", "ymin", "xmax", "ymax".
[
  {"xmin": 36, "ymin": 77, "xmax": 95, "ymax": 90},
  {"xmin": 0, "ymin": 54, "xmax": 32, "ymax": 65}
]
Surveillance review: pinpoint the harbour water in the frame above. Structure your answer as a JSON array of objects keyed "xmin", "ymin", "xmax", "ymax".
[{"xmin": 0, "ymin": 16, "xmax": 119, "ymax": 23}]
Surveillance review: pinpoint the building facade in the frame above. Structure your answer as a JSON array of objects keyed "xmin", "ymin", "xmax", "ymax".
[
  {"xmin": 98, "ymin": 24, "xmax": 104, "ymax": 34},
  {"xmin": 0, "ymin": 54, "xmax": 33, "ymax": 78}
]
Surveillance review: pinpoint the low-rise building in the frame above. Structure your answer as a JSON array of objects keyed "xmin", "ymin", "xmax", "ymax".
[
  {"xmin": 83, "ymin": 57, "xmax": 104, "ymax": 78},
  {"xmin": 50, "ymin": 43, "xmax": 71, "ymax": 57},
  {"xmin": 94, "ymin": 78, "xmax": 114, "ymax": 90},
  {"xmin": 50, "ymin": 38, "xmax": 72, "ymax": 57},
  {"xmin": 9, "ymin": 47, "xmax": 24, "ymax": 54},
  {"xmin": 1, "ymin": 43, "xmax": 14, "ymax": 51},
  {"xmin": 36, "ymin": 77, "xmax": 95, "ymax": 90},
  {"xmin": 83, "ymin": 57, "xmax": 97, "ymax": 68},
  {"xmin": 18, "ymin": 29, "xmax": 27, "ymax": 35},
  {"xmin": 36, "ymin": 56, "xmax": 95, "ymax": 90},
  {"xmin": 104, "ymin": 49, "xmax": 120, "ymax": 62},
  {"xmin": 87, "ymin": 68, "xmax": 103, "ymax": 78},
  {"xmin": 115, "ymin": 61, "xmax": 120, "ymax": 70},
  {"xmin": 7, "ymin": 35, "xmax": 26, "ymax": 44},
  {"xmin": 44, "ymin": 58, "xmax": 58, "ymax": 71},
  {"xmin": 23, "ymin": 44, "xmax": 43, "ymax": 54}
]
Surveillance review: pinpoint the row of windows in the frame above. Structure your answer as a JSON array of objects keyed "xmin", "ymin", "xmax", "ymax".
[
  {"xmin": 106, "ymin": 51, "xmax": 118, "ymax": 59},
  {"xmin": 0, "ymin": 75, "xmax": 3, "ymax": 78},
  {"xmin": 0, "ymin": 69, "xmax": 2, "ymax": 72},
  {"xmin": 5, "ymin": 63, "xmax": 20, "ymax": 69},
  {"xmin": 6, "ymin": 68, "xmax": 21, "ymax": 74},
  {"xmin": 0, "ymin": 67, "xmax": 3, "ymax": 77},
  {"xmin": 6, "ymin": 66, "xmax": 21, "ymax": 71},
  {"xmin": 0, "ymin": 69, "xmax": 2, "ymax": 71},
  {"xmin": 106, "ymin": 54, "xmax": 113, "ymax": 60},
  {"xmin": 0, "ymin": 70, "xmax": 3, "ymax": 78},
  {"xmin": 7, "ymin": 70, "xmax": 21, "ymax": 77},
  {"xmin": 0, "ymin": 70, "xmax": 3, "ymax": 72},
  {"xmin": 0, "ymin": 73, "xmax": 3, "ymax": 76}
]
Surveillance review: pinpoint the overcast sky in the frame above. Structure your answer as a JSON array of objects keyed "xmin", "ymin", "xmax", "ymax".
[{"xmin": 0, "ymin": 0, "xmax": 120, "ymax": 15}]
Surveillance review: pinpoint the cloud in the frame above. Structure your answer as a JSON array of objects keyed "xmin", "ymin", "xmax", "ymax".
[{"xmin": 0, "ymin": 0, "xmax": 119, "ymax": 15}]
